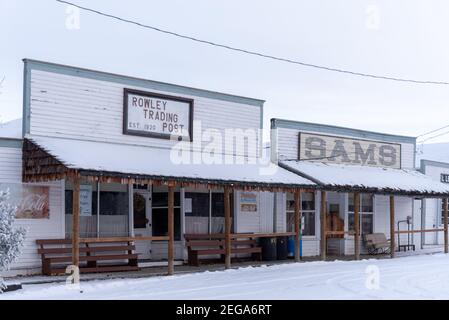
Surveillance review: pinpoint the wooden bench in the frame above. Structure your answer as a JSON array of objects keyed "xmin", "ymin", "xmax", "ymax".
[
  {"xmin": 36, "ymin": 239, "xmax": 140, "ymax": 275},
  {"xmin": 363, "ymin": 233, "xmax": 391, "ymax": 255},
  {"xmin": 185, "ymin": 234, "xmax": 262, "ymax": 266}
]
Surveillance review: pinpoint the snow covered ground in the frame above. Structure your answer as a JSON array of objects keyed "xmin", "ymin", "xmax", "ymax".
[{"xmin": 3, "ymin": 253, "xmax": 449, "ymax": 300}]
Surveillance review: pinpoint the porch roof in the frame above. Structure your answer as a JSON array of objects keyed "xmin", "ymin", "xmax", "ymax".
[
  {"xmin": 23, "ymin": 135, "xmax": 316, "ymax": 190},
  {"xmin": 280, "ymin": 160, "xmax": 449, "ymax": 197}
]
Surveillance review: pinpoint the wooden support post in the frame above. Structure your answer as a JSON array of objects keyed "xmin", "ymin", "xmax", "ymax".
[
  {"xmin": 320, "ymin": 191, "xmax": 327, "ymax": 261},
  {"xmin": 167, "ymin": 186, "xmax": 175, "ymax": 275},
  {"xmin": 224, "ymin": 186, "xmax": 232, "ymax": 269},
  {"xmin": 294, "ymin": 190, "xmax": 301, "ymax": 262},
  {"xmin": 354, "ymin": 192, "xmax": 360, "ymax": 260},
  {"xmin": 444, "ymin": 198, "xmax": 448, "ymax": 254},
  {"xmin": 72, "ymin": 178, "xmax": 80, "ymax": 267},
  {"xmin": 390, "ymin": 195, "xmax": 395, "ymax": 258}
]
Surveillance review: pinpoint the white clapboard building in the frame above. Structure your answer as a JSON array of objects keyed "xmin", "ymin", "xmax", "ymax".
[
  {"xmin": 417, "ymin": 143, "xmax": 449, "ymax": 248},
  {"xmin": 0, "ymin": 59, "xmax": 315, "ymax": 275},
  {"xmin": 271, "ymin": 119, "xmax": 449, "ymax": 257},
  {"xmin": 1, "ymin": 59, "xmax": 449, "ymax": 276}
]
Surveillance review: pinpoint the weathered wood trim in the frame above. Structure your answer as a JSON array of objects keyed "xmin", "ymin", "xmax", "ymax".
[
  {"xmin": 444, "ymin": 198, "xmax": 448, "ymax": 254},
  {"xmin": 72, "ymin": 178, "xmax": 80, "ymax": 267},
  {"xmin": 354, "ymin": 192, "xmax": 360, "ymax": 260},
  {"xmin": 320, "ymin": 191, "xmax": 327, "ymax": 261},
  {"xmin": 294, "ymin": 189, "xmax": 301, "ymax": 262},
  {"xmin": 390, "ymin": 195, "xmax": 395, "ymax": 258},
  {"xmin": 224, "ymin": 186, "xmax": 232, "ymax": 269},
  {"xmin": 167, "ymin": 185, "xmax": 175, "ymax": 275}
]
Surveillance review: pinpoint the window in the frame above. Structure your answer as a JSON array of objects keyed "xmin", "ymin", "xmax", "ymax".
[
  {"xmin": 185, "ymin": 191, "xmax": 210, "ymax": 234},
  {"xmin": 441, "ymin": 200, "xmax": 448, "ymax": 225},
  {"xmin": 151, "ymin": 190, "xmax": 181, "ymax": 241},
  {"xmin": 286, "ymin": 192, "xmax": 316, "ymax": 236},
  {"xmin": 185, "ymin": 192, "xmax": 210, "ymax": 217},
  {"xmin": 348, "ymin": 193, "xmax": 374, "ymax": 235},
  {"xmin": 441, "ymin": 174, "xmax": 449, "ymax": 184},
  {"xmin": 65, "ymin": 183, "xmax": 130, "ymax": 238}
]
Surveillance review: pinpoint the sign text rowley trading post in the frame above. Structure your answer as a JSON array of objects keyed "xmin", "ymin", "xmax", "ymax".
[
  {"xmin": 298, "ymin": 132, "xmax": 401, "ymax": 169},
  {"xmin": 123, "ymin": 89, "xmax": 193, "ymax": 141}
]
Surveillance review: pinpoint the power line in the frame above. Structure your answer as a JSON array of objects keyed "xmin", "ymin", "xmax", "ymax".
[
  {"xmin": 416, "ymin": 124, "xmax": 449, "ymax": 138},
  {"xmin": 57, "ymin": 0, "xmax": 449, "ymax": 86},
  {"xmin": 417, "ymin": 130, "xmax": 449, "ymax": 143}
]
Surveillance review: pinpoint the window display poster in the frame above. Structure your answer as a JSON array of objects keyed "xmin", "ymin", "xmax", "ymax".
[{"xmin": 240, "ymin": 192, "xmax": 257, "ymax": 213}]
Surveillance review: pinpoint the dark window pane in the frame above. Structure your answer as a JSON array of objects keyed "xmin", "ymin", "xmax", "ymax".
[
  {"xmin": 152, "ymin": 208, "xmax": 181, "ymax": 240},
  {"xmin": 65, "ymin": 190, "xmax": 73, "ymax": 215},
  {"xmin": 99, "ymin": 192, "xmax": 128, "ymax": 215},
  {"xmin": 302, "ymin": 192, "xmax": 315, "ymax": 211},
  {"xmin": 133, "ymin": 193, "xmax": 147, "ymax": 228},
  {"xmin": 361, "ymin": 214, "xmax": 373, "ymax": 234},
  {"xmin": 185, "ymin": 192, "xmax": 210, "ymax": 217},
  {"xmin": 67, "ymin": 190, "xmax": 99, "ymax": 215},
  {"xmin": 133, "ymin": 184, "xmax": 148, "ymax": 190},
  {"xmin": 152, "ymin": 192, "xmax": 180, "ymax": 207},
  {"xmin": 302, "ymin": 212, "xmax": 315, "ymax": 236},
  {"xmin": 287, "ymin": 200, "xmax": 295, "ymax": 211},
  {"xmin": 348, "ymin": 213, "xmax": 355, "ymax": 232},
  {"xmin": 211, "ymin": 193, "xmax": 234, "ymax": 217},
  {"xmin": 348, "ymin": 194, "xmax": 355, "ymax": 212},
  {"xmin": 361, "ymin": 194, "xmax": 373, "ymax": 212}
]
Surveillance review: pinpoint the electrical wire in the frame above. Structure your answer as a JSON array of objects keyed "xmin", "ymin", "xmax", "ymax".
[{"xmin": 56, "ymin": 0, "xmax": 449, "ymax": 86}]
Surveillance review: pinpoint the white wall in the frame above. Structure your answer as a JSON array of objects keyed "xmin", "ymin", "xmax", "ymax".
[
  {"xmin": 422, "ymin": 163, "xmax": 449, "ymax": 245},
  {"xmin": 0, "ymin": 145, "xmax": 64, "ymax": 274},
  {"xmin": 29, "ymin": 70, "xmax": 261, "ymax": 156},
  {"xmin": 273, "ymin": 127, "xmax": 415, "ymax": 169}
]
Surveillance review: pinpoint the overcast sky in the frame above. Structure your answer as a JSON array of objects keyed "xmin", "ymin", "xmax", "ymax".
[{"xmin": 1, "ymin": 0, "xmax": 449, "ymax": 142}]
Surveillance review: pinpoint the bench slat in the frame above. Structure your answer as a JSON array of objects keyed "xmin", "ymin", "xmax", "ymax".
[
  {"xmin": 45, "ymin": 254, "xmax": 138, "ymax": 263},
  {"xmin": 38, "ymin": 245, "xmax": 135, "ymax": 255},
  {"xmin": 36, "ymin": 239, "xmax": 72, "ymax": 245}
]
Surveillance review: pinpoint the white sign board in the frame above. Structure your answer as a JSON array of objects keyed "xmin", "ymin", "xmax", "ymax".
[
  {"xmin": 80, "ymin": 185, "xmax": 92, "ymax": 216},
  {"xmin": 240, "ymin": 192, "xmax": 258, "ymax": 213},
  {"xmin": 298, "ymin": 132, "xmax": 401, "ymax": 169},
  {"xmin": 124, "ymin": 89, "xmax": 193, "ymax": 141}
]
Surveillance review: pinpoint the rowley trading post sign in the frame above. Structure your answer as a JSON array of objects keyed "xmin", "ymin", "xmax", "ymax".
[
  {"xmin": 123, "ymin": 88, "xmax": 194, "ymax": 141},
  {"xmin": 298, "ymin": 132, "xmax": 401, "ymax": 169}
]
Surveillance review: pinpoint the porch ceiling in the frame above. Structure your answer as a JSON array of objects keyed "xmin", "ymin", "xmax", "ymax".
[
  {"xmin": 280, "ymin": 160, "xmax": 449, "ymax": 197},
  {"xmin": 22, "ymin": 135, "xmax": 316, "ymax": 191}
]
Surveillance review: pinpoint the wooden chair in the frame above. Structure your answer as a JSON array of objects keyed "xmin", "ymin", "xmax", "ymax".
[{"xmin": 363, "ymin": 233, "xmax": 391, "ymax": 255}]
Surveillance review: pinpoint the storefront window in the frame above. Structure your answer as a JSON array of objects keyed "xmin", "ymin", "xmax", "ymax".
[
  {"xmin": 287, "ymin": 192, "xmax": 316, "ymax": 236},
  {"xmin": 348, "ymin": 193, "xmax": 374, "ymax": 235},
  {"xmin": 151, "ymin": 189, "xmax": 181, "ymax": 240},
  {"xmin": 65, "ymin": 182, "xmax": 129, "ymax": 238},
  {"xmin": 183, "ymin": 190, "xmax": 234, "ymax": 234},
  {"xmin": 184, "ymin": 191, "xmax": 210, "ymax": 234}
]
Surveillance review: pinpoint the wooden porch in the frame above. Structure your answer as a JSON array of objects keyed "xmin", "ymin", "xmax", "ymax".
[{"xmin": 23, "ymin": 138, "xmax": 314, "ymax": 276}]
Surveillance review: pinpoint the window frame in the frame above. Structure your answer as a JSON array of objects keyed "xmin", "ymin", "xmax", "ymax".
[
  {"xmin": 286, "ymin": 192, "xmax": 316, "ymax": 238},
  {"xmin": 347, "ymin": 193, "xmax": 375, "ymax": 236}
]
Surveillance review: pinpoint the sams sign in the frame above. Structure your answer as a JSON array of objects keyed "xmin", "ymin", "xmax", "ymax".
[
  {"xmin": 123, "ymin": 89, "xmax": 193, "ymax": 141},
  {"xmin": 298, "ymin": 133, "xmax": 401, "ymax": 169}
]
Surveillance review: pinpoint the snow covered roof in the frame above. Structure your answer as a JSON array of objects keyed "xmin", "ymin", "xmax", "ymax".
[
  {"xmin": 280, "ymin": 160, "xmax": 449, "ymax": 197},
  {"xmin": 0, "ymin": 118, "xmax": 22, "ymax": 139},
  {"xmin": 25, "ymin": 135, "xmax": 316, "ymax": 189}
]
